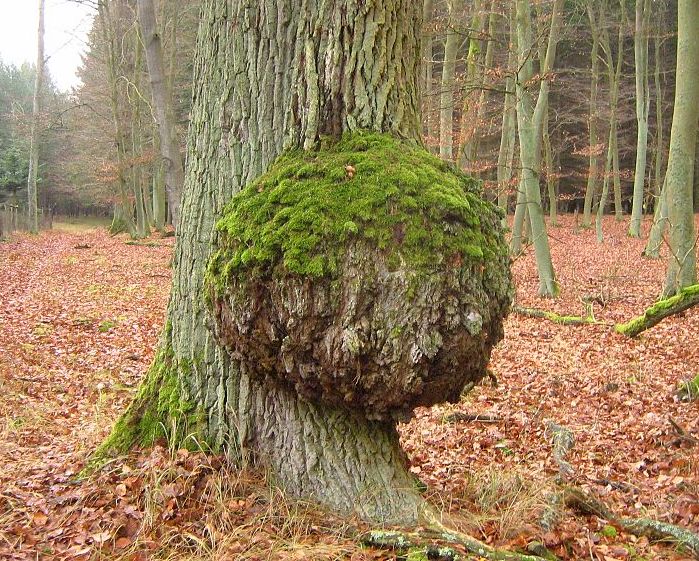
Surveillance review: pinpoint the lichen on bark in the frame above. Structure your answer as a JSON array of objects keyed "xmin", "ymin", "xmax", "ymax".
[{"xmin": 206, "ymin": 132, "xmax": 512, "ymax": 421}]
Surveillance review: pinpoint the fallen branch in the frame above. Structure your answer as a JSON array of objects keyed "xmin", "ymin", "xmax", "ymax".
[
  {"xmin": 512, "ymin": 306, "xmax": 600, "ymax": 326},
  {"xmin": 563, "ymin": 487, "xmax": 699, "ymax": 559},
  {"xmin": 125, "ymin": 240, "xmax": 164, "ymax": 247},
  {"xmin": 361, "ymin": 526, "xmax": 553, "ymax": 561},
  {"xmin": 443, "ymin": 412, "xmax": 502, "ymax": 424},
  {"xmin": 615, "ymin": 284, "xmax": 699, "ymax": 337}
]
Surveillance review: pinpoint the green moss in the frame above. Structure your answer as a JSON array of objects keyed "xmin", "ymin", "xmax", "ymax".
[
  {"xmin": 87, "ymin": 346, "xmax": 206, "ymax": 471},
  {"xmin": 678, "ymin": 373, "xmax": 699, "ymax": 401},
  {"xmin": 600, "ymin": 525, "xmax": 618, "ymax": 538},
  {"xmin": 207, "ymin": 132, "xmax": 505, "ymax": 293}
]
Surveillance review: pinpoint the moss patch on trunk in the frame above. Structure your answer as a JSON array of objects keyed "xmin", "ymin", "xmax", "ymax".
[{"xmin": 207, "ymin": 131, "xmax": 506, "ymax": 293}]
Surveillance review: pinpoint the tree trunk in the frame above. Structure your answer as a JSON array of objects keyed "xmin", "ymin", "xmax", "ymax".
[
  {"xmin": 137, "ymin": 0, "xmax": 184, "ymax": 228},
  {"xmin": 496, "ymin": 10, "xmax": 516, "ymax": 228},
  {"xmin": 663, "ymin": 0, "xmax": 699, "ymax": 295},
  {"xmin": 628, "ymin": 0, "xmax": 651, "ymax": 238},
  {"xmin": 582, "ymin": 1, "xmax": 601, "ymax": 229},
  {"xmin": 99, "ymin": 0, "xmax": 137, "ymax": 238},
  {"xmin": 422, "ymin": 0, "xmax": 435, "ymax": 143},
  {"xmin": 27, "ymin": 0, "xmax": 45, "ymax": 235},
  {"xmin": 102, "ymin": 0, "xmax": 425, "ymax": 524},
  {"xmin": 643, "ymin": 176, "xmax": 667, "ymax": 257},
  {"xmin": 514, "ymin": 0, "xmax": 563, "ymax": 296},
  {"xmin": 439, "ymin": 0, "xmax": 464, "ymax": 161},
  {"xmin": 131, "ymin": 27, "xmax": 150, "ymax": 239}
]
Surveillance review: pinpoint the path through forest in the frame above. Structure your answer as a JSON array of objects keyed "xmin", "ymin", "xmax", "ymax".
[{"xmin": 0, "ymin": 217, "xmax": 697, "ymax": 560}]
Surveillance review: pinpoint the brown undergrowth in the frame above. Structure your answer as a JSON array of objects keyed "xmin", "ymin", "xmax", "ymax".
[{"xmin": 0, "ymin": 216, "xmax": 697, "ymax": 560}]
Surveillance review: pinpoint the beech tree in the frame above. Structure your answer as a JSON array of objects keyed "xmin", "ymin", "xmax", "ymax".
[
  {"xmin": 137, "ymin": 0, "xmax": 183, "ymax": 227},
  {"xmin": 512, "ymin": 0, "xmax": 563, "ymax": 296},
  {"xmin": 27, "ymin": 0, "xmax": 45, "ymax": 234},
  {"xmin": 97, "ymin": 0, "xmax": 512, "ymax": 524},
  {"xmin": 628, "ymin": 0, "xmax": 650, "ymax": 238},
  {"xmin": 663, "ymin": 0, "xmax": 699, "ymax": 295}
]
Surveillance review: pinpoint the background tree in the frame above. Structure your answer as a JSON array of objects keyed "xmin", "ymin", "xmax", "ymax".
[
  {"xmin": 628, "ymin": 0, "xmax": 650, "ymax": 238},
  {"xmin": 26, "ymin": 0, "xmax": 45, "ymax": 234},
  {"xmin": 513, "ymin": 0, "xmax": 564, "ymax": 296},
  {"xmin": 663, "ymin": 0, "xmax": 699, "ymax": 295}
]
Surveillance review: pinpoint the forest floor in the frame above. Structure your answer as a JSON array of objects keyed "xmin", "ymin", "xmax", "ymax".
[{"xmin": 0, "ymin": 215, "xmax": 697, "ymax": 561}]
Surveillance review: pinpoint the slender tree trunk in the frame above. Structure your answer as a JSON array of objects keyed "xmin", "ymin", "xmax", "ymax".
[
  {"xmin": 543, "ymin": 112, "xmax": 557, "ymax": 225},
  {"xmin": 457, "ymin": 0, "xmax": 494, "ymax": 170},
  {"xmin": 596, "ymin": 0, "xmax": 623, "ymax": 242},
  {"xmin": 583, "ymin": 2, "xmax": 601, "ymax": 228},
  {"xmin": 496, "ymin": 12, "xmax": 516, "ymax": 228},
  {"xmin": 27, "ymin": 0, "xmax": 45, "ymax": 235},
  {"xmin": 663, "ymin": 0, "xmax": 699, "ymax": 295},
  {"xmin": 99, "ymin": 0, "xmax": 137, "ymax": 238},
  {"xmin": 628, "ymin": 0, "xmax": 651, "ymax": 238},
  {"xmin": 514, "ymin": 0, "xmax": 563, "ymax": 297},
  {"xmin": 422, "ymin": 0, "xmax": 435, "ymax": 143},
  {"xmin": 106, "ymin": 0, "xmax": 425, "ymax": 524},
  {"xmin": 439, "ymin": 0, "xmax": 464, "ymax": 160},
  {"xmin": 652, "ymin": 36, "xmax": 664, "ymax": 201},
  {"xmin": 137, "ymin": 0, "xmax": 184, "ymax": 228},
  {"xmin": 131, "ymin": 27, "xmax": 150, "ymax": 239}
]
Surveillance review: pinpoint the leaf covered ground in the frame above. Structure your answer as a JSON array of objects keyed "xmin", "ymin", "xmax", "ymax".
[{"xmin": 0, "ymin": 216, "xmax": 697, "ymax": 560}]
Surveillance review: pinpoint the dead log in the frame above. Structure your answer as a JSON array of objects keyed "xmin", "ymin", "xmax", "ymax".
[{"xmin": 615, "ymin": 284, "xmax": 699, "ymax": 337}]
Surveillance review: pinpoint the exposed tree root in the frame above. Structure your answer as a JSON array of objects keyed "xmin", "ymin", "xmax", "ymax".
[
  {"xmin": 563, "ymin": 487, "xmax": 699, "ymax": 559},
  {"xmin": 615, "ymin": 284, "xmax": 699, "ymax": 337},
  {"xmin": 361, "ymin": 526, "xmax": 555, "ymax": 561}
]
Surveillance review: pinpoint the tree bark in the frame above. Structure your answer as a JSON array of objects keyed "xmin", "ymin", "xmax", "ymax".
[
  {"xmin": 99, "ymin": 0, "xmax": 137, "ymax": 238},
  {"xmin": 496, "ymin": 8, "xmax": 516, "ymax": 228},
  {"xmin": 514, "ymin": 0, "xmax": 563, "ymax": 297},
  {"xmin": 628, "ymin": 0, "xmax": 651, "ymax": 238},
  {"xmin": 27, "ymin": 0, "xmax": 45, "ymax": 235},
  {"xmin": 137, "ymin": 0, "xmax": 184, "ymax": 228},
  {"xmin": 439, "ymin": 0, "xmax": 464, "ymax": 160},
  {"xmin": 104, "ymin": 0, "xmax": 425, "ymax": 524},
  {"xmin": 663, "ymin": 0, "xmax": 699, "ymax": 295},
  {"xmin": 582, "ymin": 1, "xmax": 601, "ymax": 229}
]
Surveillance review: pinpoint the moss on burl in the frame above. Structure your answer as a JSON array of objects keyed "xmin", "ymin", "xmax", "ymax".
[
  {"xmin": 208, "ymin": 132, "xmax": 504, "ymax": 289},
  {"xmin": 206, "ymin": 132, "xmax": 512, "ymax": 421}
]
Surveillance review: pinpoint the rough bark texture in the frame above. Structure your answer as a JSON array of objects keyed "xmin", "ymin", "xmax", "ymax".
[{"xmin": 103, "ymin": 0, "xmax": 474, "ymax": 525}]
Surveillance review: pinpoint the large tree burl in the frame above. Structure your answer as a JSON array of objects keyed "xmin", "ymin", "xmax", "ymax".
[{"xmin": 206, "ymin": 133, "xmax": 512, "ymax": 421}]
